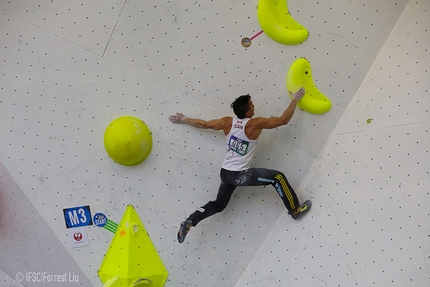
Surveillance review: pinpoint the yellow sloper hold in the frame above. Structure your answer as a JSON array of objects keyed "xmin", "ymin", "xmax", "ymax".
[
  {"xmin": 257, "ymin": 0, "xmax": 309, "ymax": 45},
  {"xmin": 286, "ymin": 57, "xmax": 332, "ymax": 114},
  {"xmin": 104, "ymin": 116, "xmax": 153, "ymax": 166},
  {"xmin": 98, "ymin": 205, "xmax": 169, "ymax": 287}
]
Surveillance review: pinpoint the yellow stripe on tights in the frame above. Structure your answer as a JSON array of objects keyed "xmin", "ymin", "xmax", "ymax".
[{"xmin": 275, "ymin": 174, "xmax": 296, "ymax": 209}]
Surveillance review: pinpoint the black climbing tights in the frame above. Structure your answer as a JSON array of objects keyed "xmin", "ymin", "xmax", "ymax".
[{"xmin": 188, "ymin": 168, "xmax": 299, "ymax": 226}]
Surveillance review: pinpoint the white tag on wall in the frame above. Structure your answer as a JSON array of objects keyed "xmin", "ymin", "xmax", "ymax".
[{"xmin": 68, "ymin": 226, "xmax": 89, "ymax": 248}]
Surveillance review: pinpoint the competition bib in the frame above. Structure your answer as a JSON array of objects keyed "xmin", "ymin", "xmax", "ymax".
[{"xmin": 228, "ymin": 135, "xmax": 249, "ymax": 155}]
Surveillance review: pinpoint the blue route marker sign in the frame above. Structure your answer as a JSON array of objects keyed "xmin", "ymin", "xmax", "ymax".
[{"xmin": 63, "ymin": 205, "xmax": 93, "ymax": 228}]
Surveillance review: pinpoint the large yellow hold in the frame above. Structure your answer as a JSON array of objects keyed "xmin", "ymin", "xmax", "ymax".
[
  {"xmin": 98, "ymin": 205, "xmax": 169, "ymax": 287},
  {"xmin": 104, "ymin": 116, "xmax": 153, "ymax": 166},
  {"xmin": 257, "ymin": 0, "xmax": 309, "ymax": 45},
  {"xmin": 286, "ymin": 58, "xmax": 331, "ymax": 114}
]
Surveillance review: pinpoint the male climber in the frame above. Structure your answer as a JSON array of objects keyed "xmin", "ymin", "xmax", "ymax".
[{"xmin": 169, "ymin": 88, "xmax": 311, "ymax": 243}]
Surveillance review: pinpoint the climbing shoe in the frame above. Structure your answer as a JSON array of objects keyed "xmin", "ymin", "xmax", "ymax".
[
  {"xmin": 177, "ymin": 219, "xmax": 193, "ymax": 243},
  {"xmin": 290, "ymin": 200, "xmax": 312, "ymax": 220}
]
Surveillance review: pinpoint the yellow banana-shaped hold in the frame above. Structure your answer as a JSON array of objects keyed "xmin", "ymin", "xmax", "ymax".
[
  {"xmin": 257, "ymin": 0, "xmax": 309, "ymax": 45},
  {"xmin": 286, "ymin": 58, "xmax": 331, "ymax": 114}
]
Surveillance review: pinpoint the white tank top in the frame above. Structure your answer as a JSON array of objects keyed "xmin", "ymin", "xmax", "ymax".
[{"xmin": 221, "ymin": 118, "xmax": 258, "ymax": 171}]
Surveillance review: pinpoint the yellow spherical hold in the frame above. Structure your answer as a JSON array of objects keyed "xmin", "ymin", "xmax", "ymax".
[{"xmin": 104, "ymin": 116, "xmax": 153, "ymax": 166}]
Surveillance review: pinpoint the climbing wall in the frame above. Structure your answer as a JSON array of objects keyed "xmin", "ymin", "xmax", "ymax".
[
  {"xmin": 234, "ymin": 1, "xmax": 430, "ymax": 286},
  {"xmin": 1, "ymin": 0, "xmax": 427, "ymax": 286}
]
